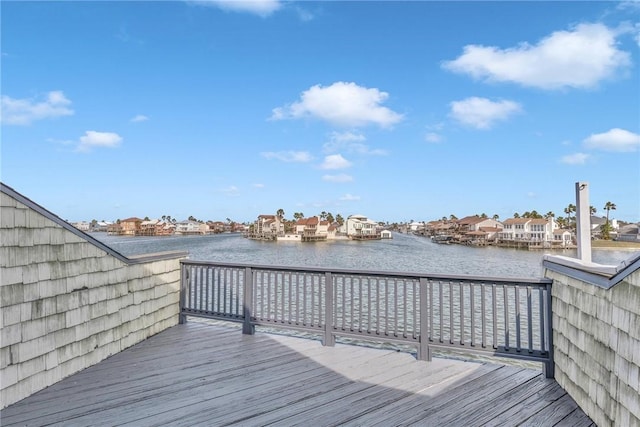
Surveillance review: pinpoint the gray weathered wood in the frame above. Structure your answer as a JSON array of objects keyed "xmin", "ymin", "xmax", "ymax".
[{"xmin": 0, "ymin": 321, "xmax": 592, "ymax": 427}]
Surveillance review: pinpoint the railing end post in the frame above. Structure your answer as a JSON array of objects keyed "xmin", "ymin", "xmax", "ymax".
[
  {"xmin": 417, "ymin": 340, "xmax": 431, "ymax": 362},
  {"xmin": 242, "ymin": 316, "xmax": 255, "ymax": 335},
  {"xmin": 543, "ymin": 360, "xmax": 555, "ymax": 379}
]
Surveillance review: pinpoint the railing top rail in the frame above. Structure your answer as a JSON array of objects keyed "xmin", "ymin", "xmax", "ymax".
[{"xmin": 180, "ymin": 259, "xmax": 552, "ymax": 285}]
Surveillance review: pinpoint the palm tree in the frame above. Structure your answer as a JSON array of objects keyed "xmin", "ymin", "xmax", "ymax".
[
  {"xmin": 492, "ymin": 214, "xmax": 499, "ymax": 220},
  {"xmin": 603, "ymin": 202, "xmax": 617, "ymax": 240},
  {"xmin": 545, "ymin": 211, "xmax": 555, "ymax": 220},
  {"xmin": 326, "ymin": 212, "xmax": 334, "ymax": 223},
  {"xmin": 513, "ymin": 212, "xmax": 520, "ymax": 219},
  {"xmin": 590, "ymin": 206, "xmax": 596, "ymax": 215},
  {"xmin": 529, "ymin": 210, "xmax": 542, "ymax": 219},
  {"xmin": 336, "ymin": 214, "xmax": 344, "ymax": 225},
  {"xmin": 293, "ymin": 212, "xmax": 304, "ymax": 220},
  {"xmin": 556, "ymin": 216, "xmax": 566, "ymax": 229},
  {"xmin": 564, "ymin": 204, "xmax": 576, "ymax": 229},
  {"xmin": 449, "ymin": 214, "xmax": 458, "ymax": 221},
  {"xmin": 319, "ymin": 211, "xmax": 327, "ymax": 220},
  {"xmin": 276, "ymin": 209, "xmax": 285, "ymax": 219}
]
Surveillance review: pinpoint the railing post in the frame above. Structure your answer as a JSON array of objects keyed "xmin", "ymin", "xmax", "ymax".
[
  {"xmin": 418, "ymin": 278, "xmax": 431, "ymax": 361},
  {"xmin": 242, "ymin": 267, "xmax": 255, "ymax": 335},
  {"xmin": 543, "ymin": 281, "xmax": 555, "ymax": 378},
  {"xmin": 179, "ymin": 263, "xmax": 188, "ymax": 324},
  {"xmin": 323, "ymin": 272, "xmax": 335, "ymax": 347}
]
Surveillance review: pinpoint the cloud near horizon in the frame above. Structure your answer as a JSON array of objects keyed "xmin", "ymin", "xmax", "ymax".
[
  {"xmin": 77, "ymin": 131, "xmax": 122, "ymax": 152},
  {"xmin": 323, "ymin": 131, "xmax": 387, "ymax": 155},
  {"xmin": 449, "ymin": 97, "xmax": 522, "ymax": 129},
  {"xmin": 583, "ymin": 128, "xmax": 640, "ymax": 152},
  {"xmin": 322, "ymin": 174, "xmax": 353, "ymax": 183},
  {"xmin": 271, "ymin": 82, "xmax": 403, "ymax": 128},
  {"xmin": 261, "ymin": 150, "xmax": 313, "ymax": 162},
  {"xmin": 561, "ymin": 152, "xmax": 590, "ymax": 165},
  {"xmin": 130, "ymin": 114, "xmax": 149, "ymax": 123},
  {"xmin": 443, "ymin": 23, "xmax": 631, "ymax": 90},
  {"xmin": 189, "ymin": 0, "xmax": 282, "ymax": 17},
  {"xmin": 339, "ymin": 193, "xmax": 361, "ymax": 201},
  {"xmin": 1, "ymin": 91, "xmax": 74, "ymax": 125}
]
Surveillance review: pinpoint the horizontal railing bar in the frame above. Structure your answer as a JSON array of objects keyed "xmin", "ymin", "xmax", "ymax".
[
  {"xmin": 427, "ymin": 342, "xmax": 550, "ymax": 362},
  {"xmin": 180, "ymin": 260, "xmax": 551, "ymax": 286}
]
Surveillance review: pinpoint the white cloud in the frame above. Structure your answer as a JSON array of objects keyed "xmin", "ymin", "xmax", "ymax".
[
  {"xmin": 425, "ymin": 132, "xmax": 443, "ymax": 143},
  {"xmin": 295, "ymin": 5, "xmax": 315, "ymax": 21},
  {"xmin": 216, "ymin": 185, "xmax": 240, "ymax": 196},
  {"xmin": 261, "ymin": 151, "xmax": 313, "ymax": 162},
  {"xmin": 583, "ymin": 128, "xmax": 640, "ymax": 152},
  {"xmin": 561, "ymin": 152, "xmax": 590, "ymax": 165},
  {"xmin": 320, "ymin": 154, "xmax": 352, "ymax": 170},
  {"xmin": 322, "ymin": 174, "xmax": 353, "ymax": 183},
  {"xmin": 449, "ymin": 97, "xmax": 522, "ymax": 129},
  {"xmin": 253, "ymin": 183, "xmax": 265, "ymax": 188},
  {"xmin": 77, "ymin": 131, "xmax": 122, "ymax": 152},
  {"xmin": 271, "ymin": 82, "xmax": 403, "ymax": 128},
  {"xmin": 1, "ymin": 91, "xmax": 74, "ymax": 125},
  {"xmin": 443, "ymin": 23, "xmax": 631, "ymax": 90},
  {"xmin": 322, "ymin": 131, "xmax": 387, "ymax": 155},
  {"xmin": 190, "ymin": 0, "xmax": 282, "ymax": 17},
  {"xmin": 339, "ymin": 193, "xmax": 360, "ymax": 201},
  {"xmin": 130, "ymin": 114, "xmax": 149, "ymax": 123}
]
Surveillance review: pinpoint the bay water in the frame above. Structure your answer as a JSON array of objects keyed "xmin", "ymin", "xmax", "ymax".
[{"xmin": 93, "ymin": 232, "xmax": 635, "ymax": 279}]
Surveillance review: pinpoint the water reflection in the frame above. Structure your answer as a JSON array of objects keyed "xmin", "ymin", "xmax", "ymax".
[{"xmin": 93, "ymin": 232, "xmax": 636, "ymax": 279}]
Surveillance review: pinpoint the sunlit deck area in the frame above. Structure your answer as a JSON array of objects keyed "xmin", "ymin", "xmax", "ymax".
[{"xmin": 1, "ymin": 321, "xmax": 593, "ymax": 426}]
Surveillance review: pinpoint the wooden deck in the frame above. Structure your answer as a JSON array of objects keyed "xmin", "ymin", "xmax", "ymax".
[{"xmin": 1, "ymin": 321, "xmax": 594, "ymax": 426}]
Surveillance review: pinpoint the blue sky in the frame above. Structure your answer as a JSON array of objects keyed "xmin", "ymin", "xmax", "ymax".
[{"xmin": 2, "ymin": 1, "xmax": 639, "ymax": 223}]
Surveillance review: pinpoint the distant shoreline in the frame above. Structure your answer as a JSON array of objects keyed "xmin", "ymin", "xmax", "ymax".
[{"xmin": 591, "ymin": 240, "xmax": 640, "ymax": 251}]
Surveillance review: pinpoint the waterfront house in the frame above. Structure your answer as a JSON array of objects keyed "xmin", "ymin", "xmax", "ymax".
[
  {"xmin": 345, "ymin": 214, "xmax": 380, "ymax": 240},
  {"xmin": 117, "ymin": 217, "xmax": 143, "ymax": 236},
  {"xmin": 250, "ymin": 214, "xmax": 284, "ymax": 240},
  {"xmin": 93, "ymin": 220, "xmax": 112, "ymax": 232},
  {"xmin": 459, "ymin": 216, "xmax": 503, "ymax": 232},
  {"xmin": 70, "ymin": 221, "xmax": 90, "ymax": 231},
  {"xmin": 207, "ymin": 221, "xmax": 226, "ymax": 234},
  {"xmin": 425, "ymin": 220, "xmax": 456, "ymax": 237},
  {"xmin": 618, "ymin": 223, "xmax": 640, "ymax": 242},
  {"xmin": 498, "ymin": 217, "xmax": 556, "ymax": 243},
  {"xmin": 590, "ymin": 215, "xmax": 620, "ymax": 239},
  {"xmin": 553, "ymin": 229, "xmax": 574, "ymax": 247},
  {"xmin": 408, "ymin": 221, "xmax": 424, "ymax": 233},
  {"xmin": 175, "ymin": 220, "xmax": 208, "ymax": 235},
  {"xmin": 293, "ymin": 216, "xmax": 330, "ymax": 241}
]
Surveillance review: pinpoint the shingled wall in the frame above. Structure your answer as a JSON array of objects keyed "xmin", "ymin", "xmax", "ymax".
[
  {"xmin": 546, "ymin": 259, "xmax": 640, "ymax": 426},
  {"xmin": 0, "ymin": 184, "xmax": 187, "ymax": 408}
]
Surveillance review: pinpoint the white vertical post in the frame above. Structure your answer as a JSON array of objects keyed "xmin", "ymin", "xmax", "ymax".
[{"xmin": 575, "ymin": 181, "xmax": 592, "ymax": 263}]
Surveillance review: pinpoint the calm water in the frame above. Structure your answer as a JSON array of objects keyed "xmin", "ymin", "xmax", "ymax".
[{"xmin": 93, "ymin": 232, "xmax": 636, "ymax": 279}]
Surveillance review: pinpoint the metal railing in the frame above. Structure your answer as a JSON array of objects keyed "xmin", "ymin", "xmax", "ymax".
[{"xmin": 179, "ymin": 261, "xmax": 554, "ymax": 377}]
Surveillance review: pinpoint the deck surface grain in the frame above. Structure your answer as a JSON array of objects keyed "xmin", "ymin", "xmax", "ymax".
[{"xmin": 1, "ymin": 321, "xmax": 594, "ymax": 426}]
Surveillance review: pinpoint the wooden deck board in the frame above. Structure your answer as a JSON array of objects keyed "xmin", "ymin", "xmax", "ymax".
[{"xmin": 0, "ymin": 321, "xmax": 593, "ymax": 426}]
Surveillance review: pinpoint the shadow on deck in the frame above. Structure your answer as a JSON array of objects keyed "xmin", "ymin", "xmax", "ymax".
[{"xmin": 0, "ymin": 321, "xmax": 593, "ymax": 426}]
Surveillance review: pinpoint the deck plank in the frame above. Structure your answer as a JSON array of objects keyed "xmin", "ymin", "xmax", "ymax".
[{"xmin": 0, "ymin": 321, "xmax": 593, "ymax": 427}]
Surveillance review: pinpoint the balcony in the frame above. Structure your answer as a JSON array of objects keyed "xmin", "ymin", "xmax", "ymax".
[{"xmin": 3, "ymin": 182, "xmax": 638, "ymax": 425}]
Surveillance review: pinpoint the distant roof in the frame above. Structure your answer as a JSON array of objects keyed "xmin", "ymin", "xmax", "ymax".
[{"xmin": 503, "ymin": 218, "xmax": 531, "ymax": 225}]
